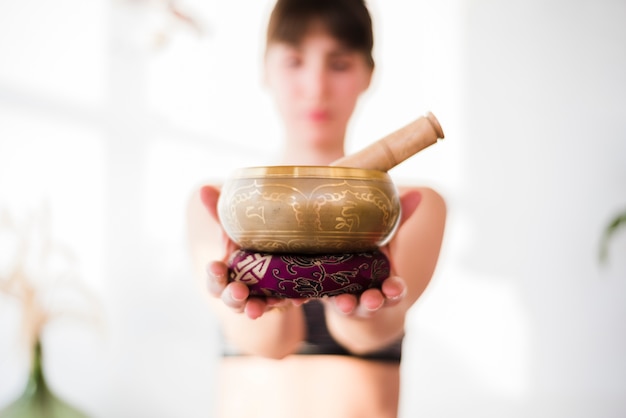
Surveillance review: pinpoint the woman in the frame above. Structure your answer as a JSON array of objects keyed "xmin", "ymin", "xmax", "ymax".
[{"xmin": 187, "ymin": 0, "xmax": 446, "ymax": 417}]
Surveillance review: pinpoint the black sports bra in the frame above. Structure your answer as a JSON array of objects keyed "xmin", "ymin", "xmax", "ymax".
[{"xmin": 222, "ymin": 299, "xmax": 403, "ymax": 363}]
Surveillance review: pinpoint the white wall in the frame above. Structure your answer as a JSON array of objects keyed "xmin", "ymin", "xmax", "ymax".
[{"xmin": 1, "ymin": 0, "xmax": 624, "ymax": 417}]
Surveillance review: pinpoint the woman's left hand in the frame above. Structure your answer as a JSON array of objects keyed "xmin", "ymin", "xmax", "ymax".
[{"xmin": 325, "ymin": 189, "xmax": 422, "ymax": 317}]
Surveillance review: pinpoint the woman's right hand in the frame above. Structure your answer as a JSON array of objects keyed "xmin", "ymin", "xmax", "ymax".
[{"xmin": 200, "ymin": 185, "xmax": 301, "ymax": 319}]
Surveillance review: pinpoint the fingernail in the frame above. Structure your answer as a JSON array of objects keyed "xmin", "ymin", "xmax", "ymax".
[
  {"xmin": 388, "ymin": 290, "xmax": 404, "ymax": 301},
  {"xmin": 230, "ymin": 287, "xmax": 247, "ymax": 302},
  {"xmin": 206, "ymin": 262, "xmax": 225, "ymax": 277}
]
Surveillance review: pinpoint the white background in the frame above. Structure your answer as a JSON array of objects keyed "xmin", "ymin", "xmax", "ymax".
[{"xmin": 1, "ymin": 0, "xmax": 625, "ymax": 417}]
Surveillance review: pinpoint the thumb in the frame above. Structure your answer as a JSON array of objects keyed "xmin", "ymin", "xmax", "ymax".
[
  {"xmin": 200, "ymin": 185, "xmax": 238, "ymax": 258},
  {"xmin": 398, "ymin": 189, "xmax": 422, "ymax": 228},
  {"xmin": 200, "ymin": 185, "xmax": 221, "ymax": 223}
]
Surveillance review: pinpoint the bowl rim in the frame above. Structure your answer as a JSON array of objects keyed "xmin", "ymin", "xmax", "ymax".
[{"xmin": 227, "ymin": 165, "xmax": 392, "ymax": 180}]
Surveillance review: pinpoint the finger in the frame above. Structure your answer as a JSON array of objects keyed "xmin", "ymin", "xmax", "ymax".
[
  {"xmin": 290, "ymin": 298, "xmax": 309, "ymax": 307},
  {"xmin": 245, "ymin": 298, "xmax": 268, "ymax": 320},
  {"xmin": 221, "ymin": 282, "xmax": 249, "ymax": 312},
  {"xmin": 200, "ymin": 185, "xmax": 221, "ymax": 223},
  {"xmin": 398, "ymin": 189, "xmax": 422, "ymax": 228},
  {"xmin": 354, "ymin": 288, "xmax": 385, "ymax": 317},
  {"xmin": 330, "ymin": 293, "xmax": 358, "ymax": 315},
  {"xmin": 206, "ymin": 261, "xmax": 229, "ymax": 297},
  {"xmin": 266, "ymin": 297, "xmax": 290, "ymax": 309},
  {"xmin": 381, "ymin": 276, "xmax": 407, "ymax": 307}
]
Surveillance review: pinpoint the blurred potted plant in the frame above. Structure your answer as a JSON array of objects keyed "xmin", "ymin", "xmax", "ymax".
[{"xmin": 0, "ymin": 205, "xmax": 101, "ymax": 417}]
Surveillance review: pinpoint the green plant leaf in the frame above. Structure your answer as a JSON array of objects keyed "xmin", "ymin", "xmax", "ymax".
[{"xmin": 599, "ymin": 210, "xmax": 626, "ymax": 264}]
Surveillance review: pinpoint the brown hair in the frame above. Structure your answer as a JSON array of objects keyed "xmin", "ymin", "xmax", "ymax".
[{"xmin": 266, "ymin": 0, "xmax": 375, "ymax": 68}]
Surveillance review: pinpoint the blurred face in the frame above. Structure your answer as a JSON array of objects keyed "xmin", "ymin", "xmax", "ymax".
[{"xmin": 264, "ymin": 27, "xmax": 373, "ymax": 148}]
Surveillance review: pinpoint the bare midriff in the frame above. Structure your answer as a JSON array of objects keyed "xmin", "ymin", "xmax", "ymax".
[{"xmin": 216, "ymin": 355, "xmax": 400, "ymax": 418}]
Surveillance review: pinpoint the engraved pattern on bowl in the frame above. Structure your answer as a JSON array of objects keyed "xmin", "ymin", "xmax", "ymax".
[{"xmin": 218, "ymin": 166, "xmax": 401, "ymax": 254}]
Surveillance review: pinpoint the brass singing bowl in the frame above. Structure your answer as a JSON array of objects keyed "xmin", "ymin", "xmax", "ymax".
[{"xmin": 217, "ymin": 166, "xmax": 401, "ymax": 254}]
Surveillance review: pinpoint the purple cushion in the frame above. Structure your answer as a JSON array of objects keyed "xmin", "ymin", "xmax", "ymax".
[{"xmin": 227, "ymin": 250, "xmax": 391, "ymax": 298}]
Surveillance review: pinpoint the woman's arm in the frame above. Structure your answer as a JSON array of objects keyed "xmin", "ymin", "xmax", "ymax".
[
  {"xmin": 324, "ymin": 187, "xmax": 447, "ymax": 354},
  {"xmin": 186, "ymin": 186, "xmax": 305, "ymax": 359}
]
